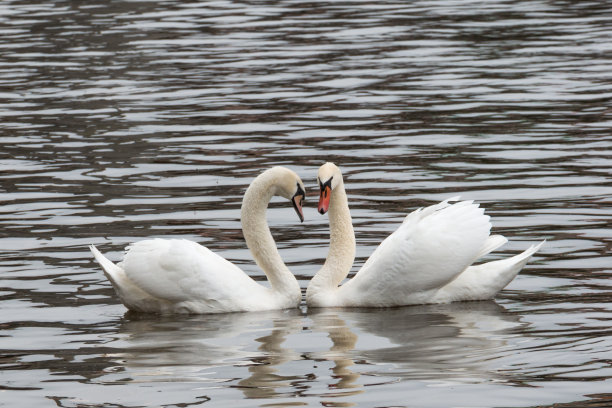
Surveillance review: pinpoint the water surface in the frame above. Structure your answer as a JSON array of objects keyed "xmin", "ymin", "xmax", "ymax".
[{"xmin": 1, "ymin": 0, "xmax": 611, "ymax": 407}]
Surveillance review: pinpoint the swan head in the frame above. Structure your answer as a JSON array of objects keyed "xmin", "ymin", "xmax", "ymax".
[
  {"xmin": 317, "ymin": 162, "xmax": 342, "ymax": 215},
  {"xmin": 270, "ymin": 166, "xmax": 306, "ymax": 223}
]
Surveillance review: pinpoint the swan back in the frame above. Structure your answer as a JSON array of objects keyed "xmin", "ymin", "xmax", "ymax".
[
  {"xmin": 119, "ymin": 239, "xmax": 285, "ymax": 313},
  {"xmin": 338, "ymin": 200, "xmax": 491, "ymax": 306}
]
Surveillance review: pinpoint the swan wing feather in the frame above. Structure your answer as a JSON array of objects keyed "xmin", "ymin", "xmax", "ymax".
[
  {"xmin": 340, "ymin": 200, "xmax": 492, "ymax": 306},
  {"xmin": 120, "ymin": 238, "xmax": 264, "ymax": 306}
]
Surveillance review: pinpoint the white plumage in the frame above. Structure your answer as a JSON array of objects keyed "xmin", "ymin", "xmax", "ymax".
[
  {"xmin": 90, "ymin": 167, "xmax": 305, "ymax": 314},
  {"xmin": 306, "ymin": 162, "xmax": 544, "ymax": 308}
]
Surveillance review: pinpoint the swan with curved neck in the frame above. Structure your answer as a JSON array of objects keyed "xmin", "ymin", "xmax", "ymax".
[
  {"xmin": 90, "ymin": 166, "xmax": 305, "ymax": 314},
  {"xmin": 306, "ymin": 162, "xmax": 544, "ymax": 308}
]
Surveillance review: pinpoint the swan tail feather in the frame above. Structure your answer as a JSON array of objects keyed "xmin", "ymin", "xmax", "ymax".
[
  {"xmin": 90, "ymin": 244, "xmax": 163, "ymax": 312},
  {"xmin": 435, "ymin": 240, "xmax": 545, "ymax": 303},
  {"xmin": 510, "ymin": 240, "xmax": 546, "ymax": 267},
  {"xmin": 89, "ymin": 244, "xmax": 124, "ymax": 286},
  {"xmin": 482, "ymin": 239, "xmax": 546, "ymax": 292}
]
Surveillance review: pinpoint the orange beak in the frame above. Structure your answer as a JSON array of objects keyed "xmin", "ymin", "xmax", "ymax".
[{"xmin": 318, "ymin": 185, "xmax": 331, "ymax": 214}]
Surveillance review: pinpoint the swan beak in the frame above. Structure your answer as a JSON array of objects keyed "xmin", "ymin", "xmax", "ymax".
[
  {"xmin": 292, "ymin": 194, "xmax": 305, "ymax": 223},
  {"xmin": 318, "ymin": 185, "xmax": 331, "ymax": 215},
  {"xmin": 292, "ymin": 183, "xmax": 305, "ymax": 223}
]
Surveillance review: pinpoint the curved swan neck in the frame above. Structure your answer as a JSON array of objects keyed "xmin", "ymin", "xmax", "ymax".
[
  {"xmin": 308, "ymin": 179, "xmax": 356, "ymax": 294},
  {"xmin": 240, "ymin": 171, "xmax": 300, "ymax": 296}
]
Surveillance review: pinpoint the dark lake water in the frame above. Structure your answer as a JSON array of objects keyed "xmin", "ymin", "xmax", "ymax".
[{"xmin": 1, "ymin": 0, "xmax": 611, "ymax": 407}]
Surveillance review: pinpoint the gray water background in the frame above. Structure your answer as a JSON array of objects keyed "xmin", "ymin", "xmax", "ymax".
[{"xmin": 1, "ymin": 0, "xmax": 611, "ymax": 407}]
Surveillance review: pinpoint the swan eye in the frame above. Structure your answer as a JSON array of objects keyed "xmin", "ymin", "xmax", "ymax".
[
  {"xmin": 294, "ymin": 182, "xmax": 305, "ymax": 199},
  {"xmin": 291, "ymin": 183, "xmax": 306, "ymax": 223},
  {"xmin": 319, "ymin": 177, "xmax": 333, "ymax": 193}
]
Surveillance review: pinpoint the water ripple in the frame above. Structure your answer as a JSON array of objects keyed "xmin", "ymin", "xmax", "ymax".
[{"xmin": 1, "ymin": 0, "xmax": 611, "ymax": 407}]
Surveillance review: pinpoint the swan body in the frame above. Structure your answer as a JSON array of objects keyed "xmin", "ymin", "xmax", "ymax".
[
  {"xmin": 306, "ymin": 162, "xmax": 544, "ymax": 308},
  {"xmin": 90, "ymin": 166, "xmax": 305, "ymax": 314}
]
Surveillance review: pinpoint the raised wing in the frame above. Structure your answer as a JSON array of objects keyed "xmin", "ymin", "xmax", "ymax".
[
  {"xmin": 338, "ymin": 200, "xmax": 492, "ymax": 306},
  {"xmin": 120, "ymin": 238, "xmax": 265, "ymax": 310}
]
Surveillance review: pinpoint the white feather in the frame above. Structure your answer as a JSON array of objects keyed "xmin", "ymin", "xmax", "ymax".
[
  {"xmin": 89, "ymin": 167, "xmax": 303, "ymax": 314},
  {"xmin": 339, "ymin": 200, "xmax": 493, "ymax": 306},
  {"xmin": 306, "ymin": 163, "xmax": 544, "ymax": 308}
]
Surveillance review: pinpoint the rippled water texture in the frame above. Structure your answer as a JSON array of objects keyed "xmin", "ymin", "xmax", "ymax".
[{"xmin": 1, "ymin": 0, "xmax": 611, "ymax": 407}]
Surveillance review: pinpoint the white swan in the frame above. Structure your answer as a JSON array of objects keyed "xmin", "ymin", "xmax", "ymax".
[
  {"xmin": 306, "ymin": 162, "xmax": 544, "ymax": 308},
  {"xmin": 89, "ymin": 166, "xmax": 305, "ymax": 314}
]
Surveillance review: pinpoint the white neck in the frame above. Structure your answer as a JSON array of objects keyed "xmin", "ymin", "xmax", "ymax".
[
  {"xmin": 306, "ymin": 180, "xmax": 356, "ymax": 300},
  {"xmin": 240, "ymin": 170, "xmax": 301, "ymax": 298}
]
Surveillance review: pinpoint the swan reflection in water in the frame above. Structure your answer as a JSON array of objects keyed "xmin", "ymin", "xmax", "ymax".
[
  {"xmin": 325, "ymin": 301, "xmax": 525, "ymax": 385},
  {"xmin": 110, "ymin": 302, "xmax": 525, "ymax": 404}
]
